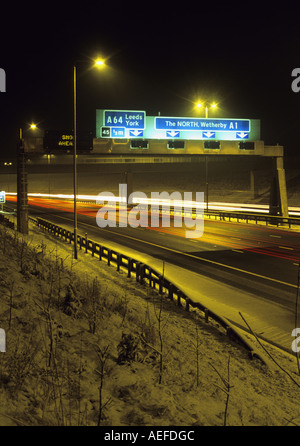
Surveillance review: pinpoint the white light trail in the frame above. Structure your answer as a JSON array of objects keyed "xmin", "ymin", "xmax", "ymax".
[{"xmin": 5, "ymin": 192, "xmax": 300, "ymax": 216}]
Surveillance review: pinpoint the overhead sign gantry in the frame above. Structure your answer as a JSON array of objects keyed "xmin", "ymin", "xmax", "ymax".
[
  {"xmin": 94, "ymin": 109, "xmax": 287, "ymax": 218},
  {"xmin": 96, "ymin": 109, "xmax": 260, "ymax": 141}
]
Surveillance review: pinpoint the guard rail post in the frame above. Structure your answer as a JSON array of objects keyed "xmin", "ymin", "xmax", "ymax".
[
  {"xmin": 159, "ymin": 275, "xmax": 163, "ymax": 295},
  {"xmin": 127, "ymin": 258, "xmax": 132, "ymax": 278},
  {"xmin": 140, "ymin": 263, "xmax": 145, "ymax": 284},
  {"xmin": 168, "ymin": 284, "xmax": 174, "ymax": 301},
  {"xmin": 135, "ymin": 262, "xmax": 140, "ymax": 282},
  {"xmin": 205, "ymin": 308, "xmax": 209, "ymax": 322},
  {"xmin": 148, "ymin": 268, "xmax": 152, "ymax": 288},
  {"xmin": 185, "ymin": 297, "xmax": 191, "ymax": 311},
  {"xmin": 177, "ymin": 291, "xmax": 182, "ymax": 307}
]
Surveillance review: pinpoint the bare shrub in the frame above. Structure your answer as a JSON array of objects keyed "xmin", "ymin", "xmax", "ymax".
[
  {"xmin": 95, "ymin": 344, "xmax": 112, "ymax": 426},
  {"xmin": 62, "ymin": 284, "xmax": 82, "ymax": 318},
  {"xmin": 140, "ymin": 301, "xmax": 156, "ymax": 345},
  {"xmin": 117, "ymin": 332, "xmax": 139, "ymax": 364},
  {"xmin": 82, "ymin": 278, "xmax": 104, "ymax": 334},
  {"xmin": 0, "ymin": 333, "xmax": 40, "ymax": 393}
]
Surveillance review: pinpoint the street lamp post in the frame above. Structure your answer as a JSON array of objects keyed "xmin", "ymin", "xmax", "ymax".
[
  {"xmin": 17, "ymin": 124, "xmax": 37, "ymax": 234},
  {"xmin": 203, "ymin": 103, "xmax": 217, "ymax": 119},
  {"xmin": 17, "ymin": 128, "xmax": 28, "ymax": 234},
  {"xmin": 73, "ymin": 65, "xmax": 78, "ymax": 260},
  {"xmin": 72, "ymin": 58, "xmax": 106, "ymax": 260},
  {"xmin": 196, "ymin": 101, "xmax": 217, "ymax": 118},
  {"xmin": 195, "ymin": 101, "xmax": 218, "ymax": 213}
]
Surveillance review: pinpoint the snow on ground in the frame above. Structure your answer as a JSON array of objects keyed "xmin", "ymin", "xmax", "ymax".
[{"xmin": 0, "ymin": 218, "xmax": 300, "ymax": 426}]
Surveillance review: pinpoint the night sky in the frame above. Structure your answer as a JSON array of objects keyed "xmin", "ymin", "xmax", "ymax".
[{"xmin": 0, "ymin": 2, "xmax": 300, "ymax": 157}]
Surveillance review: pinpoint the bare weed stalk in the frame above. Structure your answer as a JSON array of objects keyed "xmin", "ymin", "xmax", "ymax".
[
  {"xmin": 95, "ymin": 344, "xmax": 111, "ymax": 426},
  {"xmin": 209, "ymin": 354, "xmax": 232, "ymax": 426}
]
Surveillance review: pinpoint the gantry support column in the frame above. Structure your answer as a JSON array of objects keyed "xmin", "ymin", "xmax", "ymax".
[
  {"xmin": 17, "ymin": 136, "xmax": 29, "ymax": 234},
  {"xmin": 250, "ymin": 170, "xmax": 259, "ymax": 199},
  {"xmin": 123, "ymin": 170, "xmax": 133, "ymax": 203},
  {"xmin": 269, "ymin": 156, "xmax": 289, "ymax": 217}
]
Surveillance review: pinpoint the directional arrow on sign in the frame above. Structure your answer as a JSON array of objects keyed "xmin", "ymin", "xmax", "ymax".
[
  {"xmin": 129, "ymin": 130, "xmax": 143, "ymax": 137},
  {"xmin": 236, "ymin": 132, "xmax": 249, "ymax": 139},
  {"xmin": 166, "ymin": 131, "xmax": 180, "ymax": 138},
  {"xmin": 203, "ymin": 131, "xmax": 215, "ymax": 138}
]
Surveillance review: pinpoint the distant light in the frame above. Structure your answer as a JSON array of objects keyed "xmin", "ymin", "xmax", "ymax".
[
  {"xmin": 196, "ymin": 102, "xmax": 202, "ymax": 108},
  {"xmin": 94, "ymin": 58, "xmax": 105, "ymax": 68},
  {"xmin": 30, "ymin": 123, "xmax": 37, "ymax": 130},
  {"xmin": 211, "ymin": 103, "xmax": 217, "ymax": 109}
]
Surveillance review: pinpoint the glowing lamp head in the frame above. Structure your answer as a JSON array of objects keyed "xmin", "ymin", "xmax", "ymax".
[
  {"xmin": 30, "ymin": 123, "xmax": 37, "ymax": 130},
  {"xmin": 94, "ymin": 58, "xmax": 105, "ymax": 68}
]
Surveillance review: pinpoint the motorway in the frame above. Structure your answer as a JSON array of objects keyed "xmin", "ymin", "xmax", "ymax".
[{"xmin": 5, "ymin": 195, "xmax": 300, "ymax": 353}]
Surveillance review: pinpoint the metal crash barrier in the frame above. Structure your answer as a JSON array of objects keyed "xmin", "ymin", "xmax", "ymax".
[{"xmin": 34, "ymin": 216, "xmax": 271, "ymax": 367}]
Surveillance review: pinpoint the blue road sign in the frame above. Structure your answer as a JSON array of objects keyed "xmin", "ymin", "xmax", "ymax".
[
  {"xmin": 166, "ymin": 131, "xmax": 180, "ymax": 138},
  {"xmin": 202, "ymin": 131, "xmax": 215, "ymax": 138},
  {"xmin": 129, "ymin": 130, "xmax": 144, "ymax": 137},
  {"xmin": 155, "ymin": 117, "xmax": 250, "ymax": 132},
  {"xmin": 0, "ymin": 191, "xmax": 5, "ymax": 204},
  {"xmin": 104, "ymin": 110, "xmax": 145, "ymax": 129},
  {"xmin": 111, "ymin": 127, "xmax": 125, "ymax": 138},
  {"xmin": 97, "ymin": 109, "xmax": 260, "ymax": 141},
  {"xmin": 236, "ymin": 132, "xmax": 249, "ymax": 139}
]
